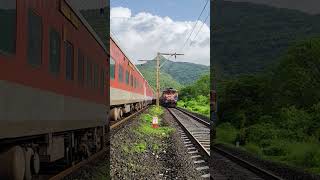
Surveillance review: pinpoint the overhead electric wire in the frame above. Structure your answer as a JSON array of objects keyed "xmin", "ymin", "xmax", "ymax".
[
  {"xmin": 159, "ymin": 0, "xmax": 209, "ymax": 68},
  {"xmin": 180, "ymin": 0, "xmax": 209, "ymax": 51},
  {"xmin": 189, "ymin": 12, "xmax": 210, "ymax": 45}
]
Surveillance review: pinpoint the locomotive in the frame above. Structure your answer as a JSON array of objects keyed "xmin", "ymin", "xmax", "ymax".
[
  {"xmin": 160, "ymin": 88, "xmax": 178, "ymax": 108},
  {"xmin": 0, "ymin": 1, "xmax": 108, "ymax": 179},
  {"xmin": 109, "ymin": 35, "xmax": 155, "ymax": 121}
]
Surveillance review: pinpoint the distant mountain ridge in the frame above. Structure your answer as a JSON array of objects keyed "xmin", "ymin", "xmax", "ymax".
[
  {"xmin": 212, "ymin": 0, "xmax": 320, "ymax": 78},
  {"xmin": 136, "ymin": 56, "xmax": 209, "ymax": 88}
]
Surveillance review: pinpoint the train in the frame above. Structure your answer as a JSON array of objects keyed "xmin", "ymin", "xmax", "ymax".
[
  {"xmin": 109, "ymin": 35, "xmax": 155, "ymax": 121},
  {"xmin": 0, "ymin": 1, "xmax": 109, "ymax": 179},
  {"xmin": 160, "ymin": 88, "xmax": 178, "ymax": 108}
]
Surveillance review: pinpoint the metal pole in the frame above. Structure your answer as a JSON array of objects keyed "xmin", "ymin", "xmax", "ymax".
[{"xmin": 156, "ymin": 53, "xmax": 160, "ymax": 107}]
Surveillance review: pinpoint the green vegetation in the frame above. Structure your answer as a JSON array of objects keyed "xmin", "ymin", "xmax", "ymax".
[
  {"xmin": 124, "ymin": 106, "xmax": 174, "ymax": 155},
  {"xmin": 212, "ymin": 0, "xmax": 320, "ymax": 79},
  {"xmin": 216, "ymin": 37, "xmax": 320, "ymax": 174},
  {"xmin": 137, "ymin": 105, "xmax": 173, "ymax": 138},
  {"xmin": 177, "ymin": 74, "xmax": 210, "ymax": 117},
  {"xmin": 138, "ymin": 67, "xmax": 183, "ymax": 91},
  {"xmin": 136, "ymin": 56, "xmax": 209, "ymax": 91},
  {"xmin": 132, "ymin": 142, "xmax": 147, "ymax": 153}
]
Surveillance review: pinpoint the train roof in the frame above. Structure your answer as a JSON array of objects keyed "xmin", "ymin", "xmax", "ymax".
[
  {"xmin": 163, "ymin": 88, "xmax": 178, "ymax": 92},
  {"xmin": 110, "ymin": 34, "xmax": 153, "ymax": 89},
  {"xmin": 65, "ymin": 0, "xmax": 107, "ymax": 53}
]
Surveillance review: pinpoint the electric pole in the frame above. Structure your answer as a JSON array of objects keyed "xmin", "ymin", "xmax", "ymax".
[
  {"xmin": 156, "ymin": 53, "xmax": 160, "ymax": 106},
  {"xmin": 139, "ymin": 52, "xmax": 183, "ymax": 107},
  {"xmin": 155, "ymin": 52, "xmax": 183, "ymax": 107}
]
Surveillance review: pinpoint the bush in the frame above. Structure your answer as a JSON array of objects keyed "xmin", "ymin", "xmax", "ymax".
[
  {"xmin": 178, "ymin": 95, "xmax": 210, "ymax": 117},
  {"xmin": 216, "ymin": 123, "xmax": 238, "ymax": 144},
  {"xmin": 141, "ymin": 113, "xmax": 153, "ymax": 123},
  {"xmin": 149, "ymin": 105, "xmax": 164, "ymax": 117},
  {"xmin": 246, "ymin": 123, "xmax": 279, "ymax": 145},
  {"xmin": 279, "ymin": 106, "xmax": 312, "ymax": 141},
  {"xmin": 285, "ymin": 142, "xmax": 320, "ymax": 168},
  {"xmin": 244, "ymin": 143, "xmax": 263, "ymax": 157},
  {"xmin": 263, "ymin": 145, "xmax": 287, "ymax": 156}
]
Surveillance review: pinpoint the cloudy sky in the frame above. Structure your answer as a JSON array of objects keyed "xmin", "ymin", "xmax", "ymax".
[{"xmin": 110, "ymin": 0, "xmax": 210, "ymax": 66}]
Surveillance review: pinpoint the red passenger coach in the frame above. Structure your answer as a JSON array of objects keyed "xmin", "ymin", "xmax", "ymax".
[
  {"xmin": 110, "ymin": 35, "xmax": 154, "ymax": 120},
  {"xmin": 0, "ymin": 1, "xmax": 108, "ymax": 179}
]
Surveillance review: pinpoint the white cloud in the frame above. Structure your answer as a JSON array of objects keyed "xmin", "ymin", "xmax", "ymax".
[
  {"xmin": 110, "ymin": 7, "xmax": 132, "ymax": 18},
  {"xmin": 110, "ymin": 7, "xmax": 210, "ymax": 66}
]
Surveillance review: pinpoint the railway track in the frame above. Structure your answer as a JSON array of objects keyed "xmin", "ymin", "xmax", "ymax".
[
  {"xmin": 46, "ymin": 107, "xmax": 148, "ymax": 180},
  {"xmin": 212, "ymin": 146, "xmax": 283, "ymax": 180},
  {"xmin": 167, "ymin": 108, "xmax": 211, "ymax": 179},
  {"xmin": 168, "ymin": 107, "xmax": 285, "ymax": 180}
]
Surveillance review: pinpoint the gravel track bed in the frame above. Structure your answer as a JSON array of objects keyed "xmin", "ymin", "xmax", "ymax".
[
  {"xmin": 111, "ymin": 108, "xmax": 204, "ymax": 179},
  {"xmin": 215, "ymin": 144, "xmax": 320, "ymax": 180},
  {"xmin": 210, "ymin": 150, "xmax": 263, "ymax": 180},
  {"xmin": 62, "ymin": 148, "xmax": 110, "ymax": 180},
  {"xmin": 176, "ymin": 107, "xmax": 210, "ymax": 123}
]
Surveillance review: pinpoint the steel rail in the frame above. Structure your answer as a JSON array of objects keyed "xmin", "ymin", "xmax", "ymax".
[
  {"xmin": 175, "ymin": 107, "xmax": 210, "ymax": 127},
  {"xmin": 48, "ymin": 106, "xmax": 149, "ymax": 179},
  {"xmin": 168, "ymin": 108, "xmax": 210, "ymax": 157},
  {"xmin": 213, "ymin": 146, "xmax": 284, "ymax": 180}
]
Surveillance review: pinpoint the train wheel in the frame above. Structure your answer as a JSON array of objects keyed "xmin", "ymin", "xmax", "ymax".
[
  {"xmin": 31, "ymin": 151, "xmax": 40, "ymax": 175},
  {"xmin": 119, "ymin": 108, "xmax": 123, "ymax": 118},
  {"xmin": 23, "ymin": 147, "xmax": 34, "ymax": 180},
  {"xmin": 0, "ymin": 146, "xmax": 26, "ymax": 180},
  {"xmin": 110, "ymin": 108, "xmax": 119, "ymax": 121}
]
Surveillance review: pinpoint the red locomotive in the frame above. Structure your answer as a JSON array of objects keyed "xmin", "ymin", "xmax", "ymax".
[
  {"xmin": 109, "ymin": 35, "xmax": 155, "ymax": 121},
  {"xmin": 160, "ymin": 88, "xmax": 178, "ymax": 108},
  {"xmin": 0, "ymin": 1, "xmax": 108, "ymax": 179}
]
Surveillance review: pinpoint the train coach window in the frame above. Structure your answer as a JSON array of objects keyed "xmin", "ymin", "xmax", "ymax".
[
  {"xmin": 100, "ymin": 68, "xmax": 105, "ymax": 95},
  {"xmin": 110, "ymin": 57, "xmax": 115, "ymax": 80},
  {"xmin": 118, "ymin": 65, "xmax": 123, "ymax": 82},
  {"xmin": 78, "ymin": 50, "xmax": 84, "ymax": 86},
  {"xmin": 94, "ymin": 64, "xmax": 99, "ymax": 88},
  {"xmin": 28, "ymin": 9, "xmax": 42, "ymax": 67},
  {"xmin": 65, "ymin": 41, "xmax": 74, "ymax": 80},
  {"xmin": 131, "ymin": 75, "xmax": 133, "ymax": 87},
  {"xmin": 86, "ymin": 60, "xmax": 92, "ymax": 87},
  {"xmin": 126, "ymin": 71, "xmax": 129, "ymax": 84},
  {"xmin": 0, "ymin": 0, "xmax": 16, "ymax": 54},
  {"xmin": 49, "ymin": 29, "xmax": 61, "ymax": 75}
]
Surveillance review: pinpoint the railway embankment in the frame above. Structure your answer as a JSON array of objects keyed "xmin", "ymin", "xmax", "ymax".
[{"xmin": 110, "ymin": 106, "xmax": 203, "ymax": 179}]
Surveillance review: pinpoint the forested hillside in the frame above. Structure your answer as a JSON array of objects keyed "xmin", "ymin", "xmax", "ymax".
[
  {"xmin": 138, "ymin": 67, "xmax": 183, "ymax": 91},
  {"xmin": 216, "ymin": 37, "xmax": 320, "ymax": 174},
  {"xmin": 213, "ymin": 0, "xmax": 320, "ymax": 77},
  {"xmin": 177, "ymin": 73, "xmax": 210, "ymax": 117},
  {"xmin": 136, "ymin": 56, "xmax": 209, "ymax": 86}
]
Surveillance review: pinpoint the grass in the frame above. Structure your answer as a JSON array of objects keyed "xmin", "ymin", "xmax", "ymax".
[
  {"xmin": 216, "ymin": 123, "xmax": 238, "ymax": 144},
  {"xmin": 136, "ymin": 123, "xmax": 174, "ymax": 138},
  {"xmin": 216, "ymin": 123, "xmax": 320, "ymax": 175},
  {"xmin": 177, "ymin": 96, "xmax": 210, "ymax": 117},
  {"xmin": 136, "ymin": 105, "xmax": 174, "ymax": 138},
  {"xmin": 121, "ymin": 105, "xmax": 174, "ymax": 156},
  {"xmin": 132, "ymin": 142, "xmax": 147, "ymax": 153}
]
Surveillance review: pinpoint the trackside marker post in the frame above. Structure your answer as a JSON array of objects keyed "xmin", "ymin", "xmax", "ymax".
[{"xmin": 152, "ymin": 116, "xmax": 159, "ymax": 128}]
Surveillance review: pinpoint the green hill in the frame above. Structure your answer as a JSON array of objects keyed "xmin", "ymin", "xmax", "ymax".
[
  {"xmin": 136, "ymin": 56, "xmax": 209, "ymax": 87},
  {"xmin": 137, "ymin": 65, "xmax": 183, "ymax": 91},
  {"xmin": 212, "ymin": 0, "xmax": 320, "ymax": 78}
]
